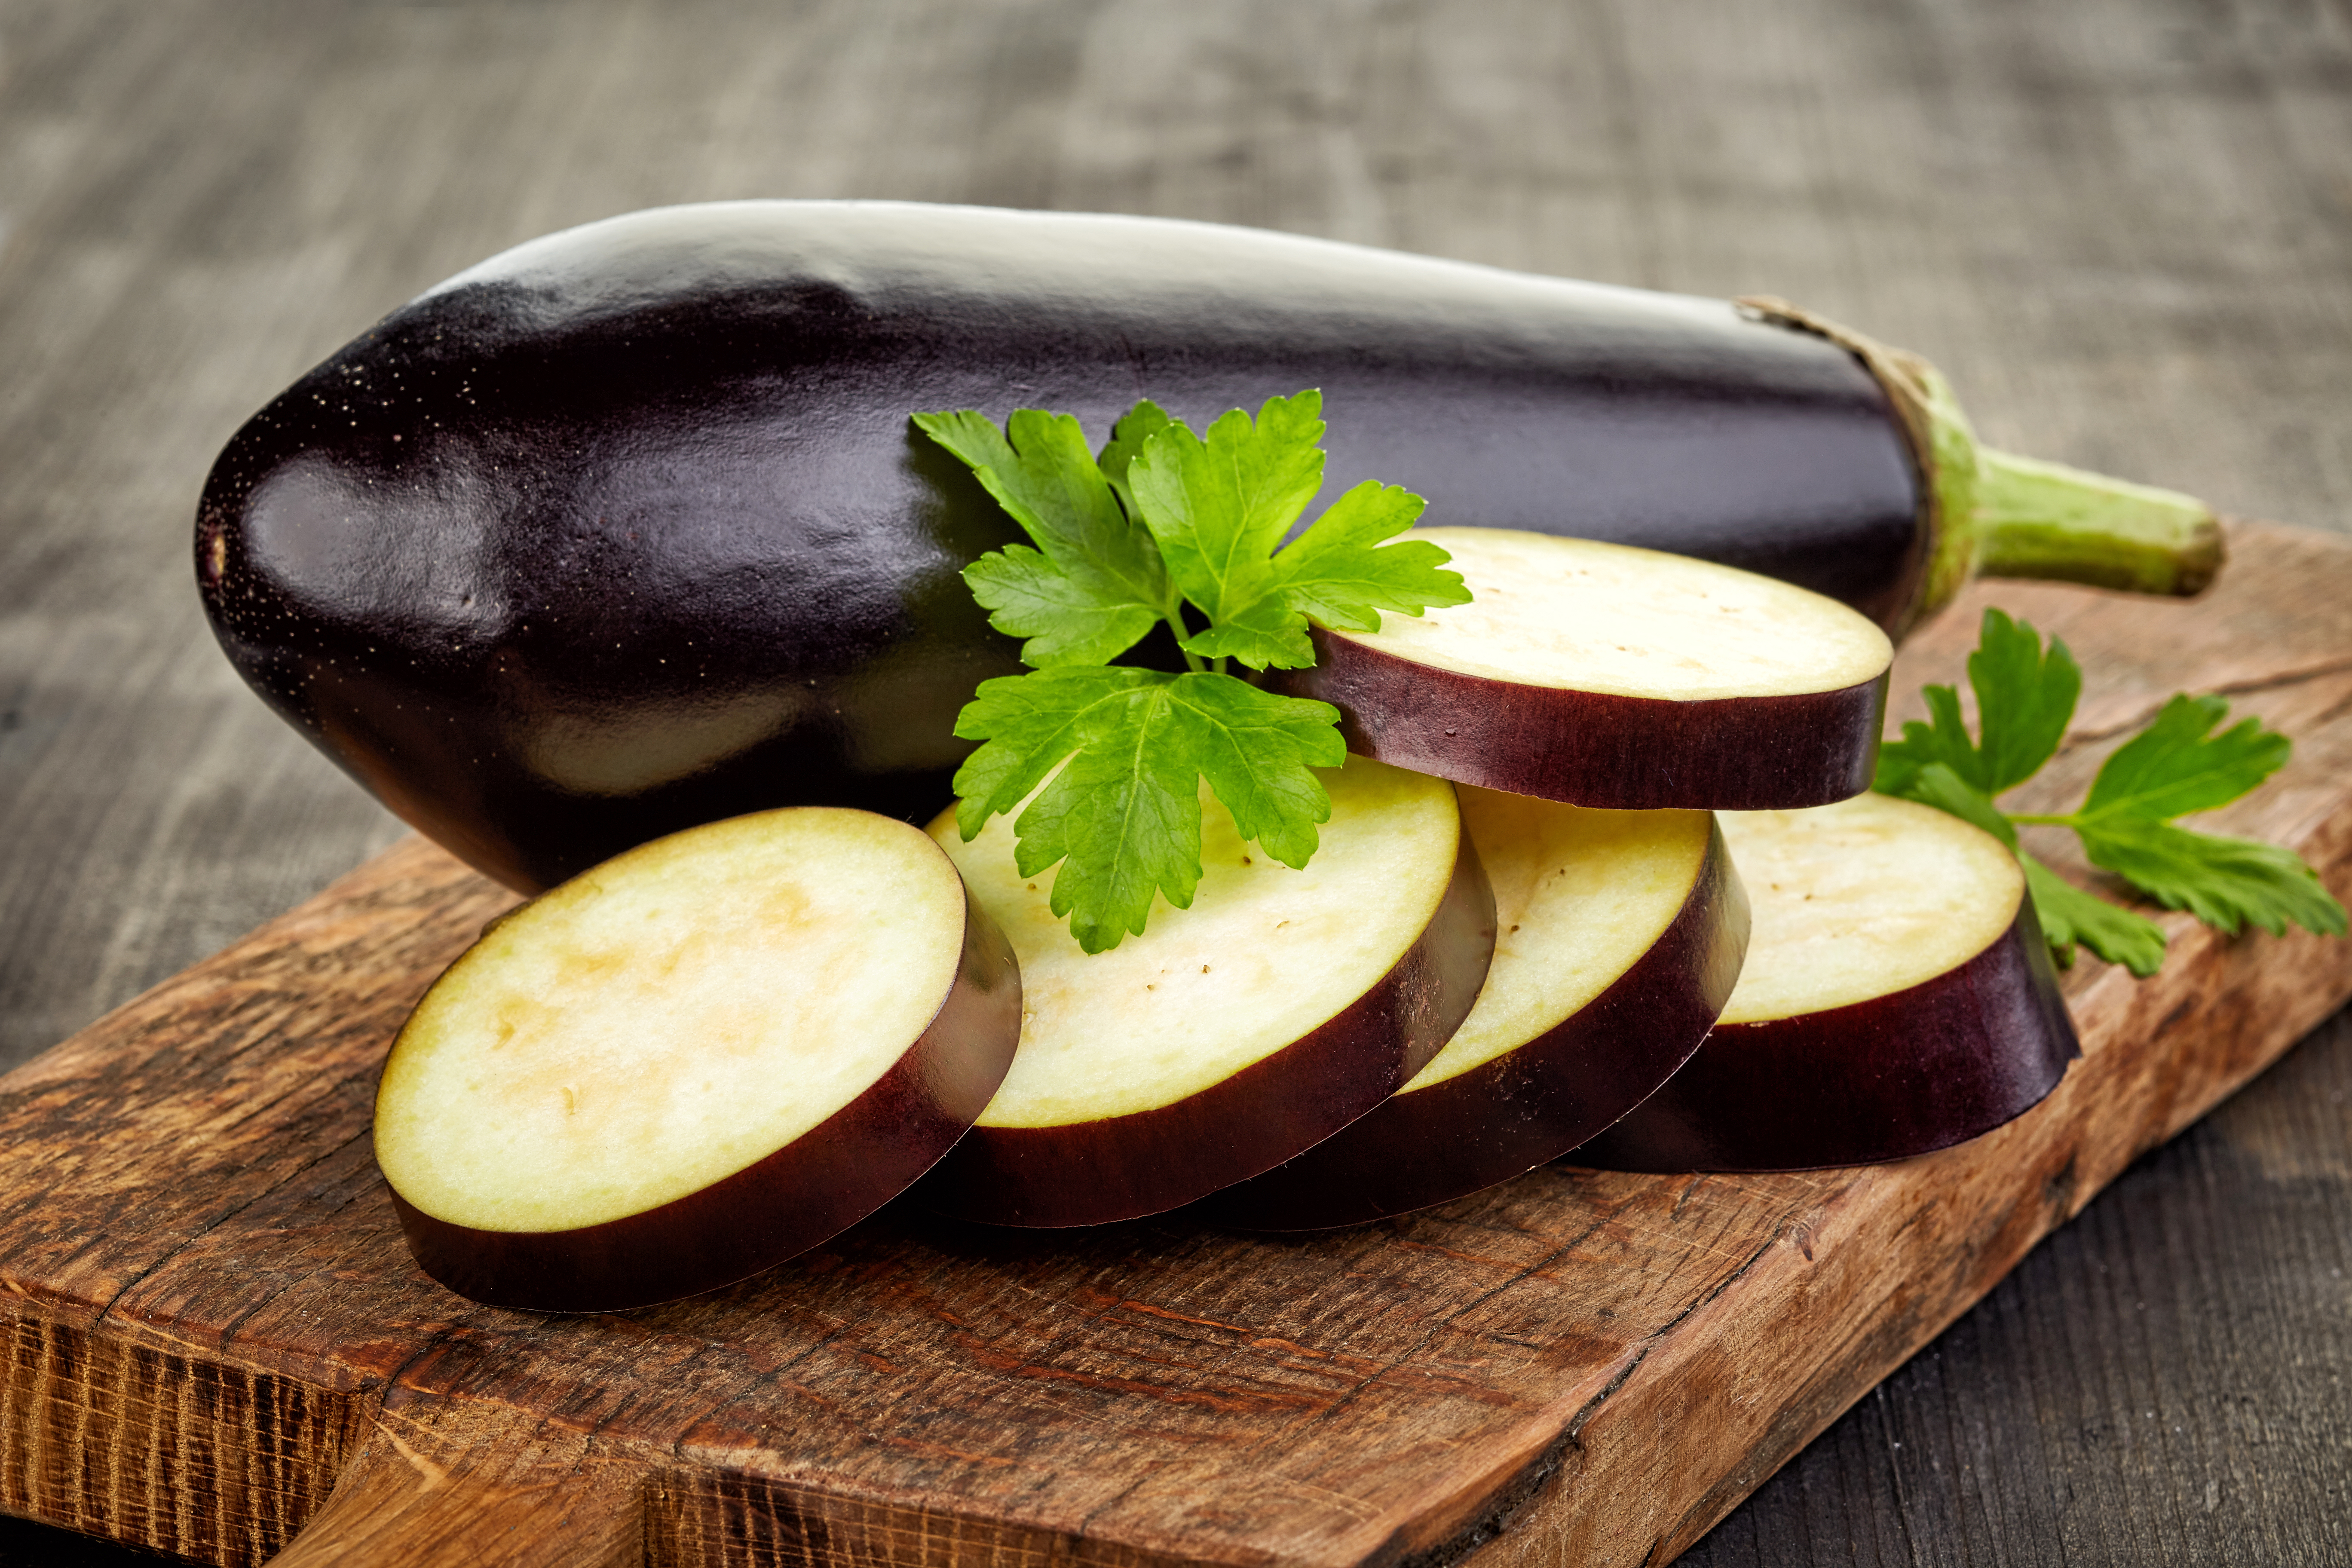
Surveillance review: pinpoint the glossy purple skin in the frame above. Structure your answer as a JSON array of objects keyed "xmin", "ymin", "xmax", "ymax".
[
  {"xmin": 1568, "ymin": 897, "xmax": 2081, "ymax": 1173},
  {"xmin": 196, "ymin": 201, "xmax": 1918, "ymax": 892},
  {"xmin": 389, "ymin": 884, "xmax": 1022, "ymax": 1314}
]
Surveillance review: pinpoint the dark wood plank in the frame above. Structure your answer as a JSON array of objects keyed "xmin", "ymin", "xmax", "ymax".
[{"xmin": 3, "ymin": 2, "xmax": 2349, "ymax": 1562}]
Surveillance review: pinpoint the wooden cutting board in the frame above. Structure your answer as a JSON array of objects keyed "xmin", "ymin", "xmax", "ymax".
[{"xmin": 2, "ymin": 521, "xmax": 2348, "ymax": 1568}]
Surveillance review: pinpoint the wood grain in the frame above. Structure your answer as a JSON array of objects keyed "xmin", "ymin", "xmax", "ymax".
[
  {"xmin": 4, "ymin": 3, "xmax": 2349, "ymax": 1562},
  {"xmin": 269, "ymin": 1409, "xmax": 642, "ymax": 1568},
  {"xmin": 0, "ymin": 522, "xmax": 2343, "ymax": 1567}
]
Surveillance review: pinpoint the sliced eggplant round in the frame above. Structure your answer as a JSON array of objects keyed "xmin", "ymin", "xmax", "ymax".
[
  {"xmin": 374, "ymin": 807, "xmax": 1020, "ymax": 1312},
  {"xmin": 1571, "ymin": 792, "xmax": 2079, "ymax": 1173},
  {"xmin": 1201, "ymin": 792, "xmax": 1748, "ymax": 1230},
  {"xmin": 1269, "ymin": 530, "xmax": 1893, "ymax": 809},
  {"xmin": 917, "ymin": 755, "xmax": 1495, "ymax": 1228}
]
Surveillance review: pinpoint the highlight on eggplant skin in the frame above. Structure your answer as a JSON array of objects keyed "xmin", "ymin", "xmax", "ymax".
[{"xmin": 192, "ymin": 201, "xmax": 2217, "ymax": 894}]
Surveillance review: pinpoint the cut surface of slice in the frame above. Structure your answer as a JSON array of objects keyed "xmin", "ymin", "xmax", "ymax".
[
  {"xmin": 1572, "ymin": 792, "xmax": 2079, "ymax": 1172},
  {"xmin": 375, "ymin": 806, "xmax": 1020, "ymax": 1311},
  {"xmin": 1201, "ymin": 793, "xmax": 1747, "ymax": 1229},
  {"xmin": 919, "ymin": 754, "xmax": 1495, "ymax": 1227},
  {"xmin": 1270, "ymin": 528, "xmax": 1894, "ymax": 809}
]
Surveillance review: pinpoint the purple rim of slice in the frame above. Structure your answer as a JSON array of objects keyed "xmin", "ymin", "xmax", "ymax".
[
  {"xmin": 1200, "ymin": 816, "xmax": 1750, "ymax": 1230},
  {"xmin": 916, "ymin": 833, "xmax": 1497, "ymax": 1229},
  {"xmin": 390, "ymin": 889, "xmax": 1022, "ymax": 1313},
  {"xmin": 1569, "ymin": 894, "xmax": 2079, "ymax": 1173},
  {"xmin": 1268, "ymin": 626, "xmax": 1887, "ymax": 811}
]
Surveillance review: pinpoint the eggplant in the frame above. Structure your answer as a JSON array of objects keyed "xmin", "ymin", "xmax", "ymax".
[
  {"xmin": 1270, "ymin": 528, "xmax": 1895, "ymax": 810},
  {"xmin": 195, "ymin": 201, "xmax": 2220, "ymax": 892},
  {"xmin": 377, "ymin": 806, "xmax": 1020, "ymax": 1311},
  {"xmin": 916, "ymin": 756, "xmax": 1493, "ymax": 1228},
  {"xmin": 1198, "ymin": 795, "xmax": 1745, "ymax": 1231},
  {"xmin": 1570, "ymin": 793, "xmax": 2080, "ymax": 1172}
]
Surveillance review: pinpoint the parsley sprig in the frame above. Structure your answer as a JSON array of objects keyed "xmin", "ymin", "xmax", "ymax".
[
  {"xmin": 916, "ymin": 392, "xmax": 1468, "ymax": 953},
  {"xmin": 1874, "ymin": 609, "xmax": 2346, "ymax": 976}
]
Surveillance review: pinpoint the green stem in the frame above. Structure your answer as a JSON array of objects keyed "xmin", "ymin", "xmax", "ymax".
[
  {"xmin": 1165, "ymin": 600, "xmax": 1207, "ymax": 674},
  {"xmin": 1733, "ymin": 297, "xmax": 2228, "ymax": 634},
  {"xmin": 1968, "ymin": 450, "xmax": 2225, "ymax": 598},
  {"xmin": 2007, "ymin": 812, "xmax": 2077, "ymax": 827}
]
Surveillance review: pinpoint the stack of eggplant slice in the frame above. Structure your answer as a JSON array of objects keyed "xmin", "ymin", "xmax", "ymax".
[
  {"xmin": 1191, "ymin": 532, "xmax": 2075, "ymax": 1229},
  {"xmin": 934, "ymin": 528, "xmax": 1893, "ymax": 1231},
  {"xmin": 199, "ymin": 204, "xmax": 2177, "ymax": 1305}
]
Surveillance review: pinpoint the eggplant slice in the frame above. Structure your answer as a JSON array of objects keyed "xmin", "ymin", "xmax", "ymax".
[
  {"xmin": 375, "ymin": 807, "xmax": 1020, "ymax": 1312},
  {"xmin": 918, "ymin": 755, "xmax": 1495, "ymax": 1227},
  {"xmin": 1201, "ymin": 792, "xmax": 1748, "ymax": 1229},
  {"xmin": 1572, "ymin": 792, "xmax": 2080, "ymax": 1173},
  {"xmin": 1274, "ymin": 530, "xmax": 1893, "ymax": 809}
]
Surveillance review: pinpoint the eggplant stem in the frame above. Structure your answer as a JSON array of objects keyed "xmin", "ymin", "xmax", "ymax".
[
  {"xmin": 1970, "ymin": 449, "xmax": 2225, "ymax": 597},
  {"xmin": 1736, "ymin": 295, "xmax": 2226, "ymax": 633}
]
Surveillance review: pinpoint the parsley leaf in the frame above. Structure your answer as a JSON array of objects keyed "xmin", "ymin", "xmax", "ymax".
[
  {"xmin": 956, "ymin": 548, "xmax": 1160, "ymax": 670},
  {"xmin": 1127, "ymin": 393, "xmax": 1327, "ymax": 650},
  {"xmin": 1876, "ymin": 609, "xmax": 2345, "ymax": 975},
  {"xmin": 2076, "ymin": 693, "xmax": 2290, "ymax": 823},
  {"xmin": 1125, "ymin": 391, "xmax": 1470, "ymax": 670},
  {"xmin": 1095, "ymin": 401, "xmax": 1172, "ymax": 521},
  {"xmin": 1970, "ymin": 608, "xmax": 2082, "ymax": 793},
  {"xmin": 914, "ymin": 409, "xmax": 1169, "ymax": 668},
  {"xmin": 951, "ymin": 668, "xmax": 1345, "ymax": 952},
  {"xmin": 917, "ymin": 391, "xmax": 1464, "ymax": 951},
  {"xmin": 2074, "ymin": 817, "xmax": 2345, "ymax": 939},
  {"xmin": 1271, "ymin": 481, "xmax": 1467, "ymax": 633},
  {"xmin": 2019, "ymin": 853, "xmax": 2168, "ymax": 977},
  {"xmin": 1905, "ymin": 763, "xmax": 2016, "ymax": 848},
  {"xmin": 1874, "ymin": 608, "xmax": 2079, "ymax": 796}
]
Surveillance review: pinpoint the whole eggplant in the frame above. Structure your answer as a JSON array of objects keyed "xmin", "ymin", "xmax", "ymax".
[{"xmin": 196, "ymin": 202, "xmax": 2217, "ymax": 892}]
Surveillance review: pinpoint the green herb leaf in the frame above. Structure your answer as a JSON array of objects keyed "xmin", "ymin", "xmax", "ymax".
[
  {"xmin": 1269, "ymin": 480, "xmax": 1472, "ymax": 632},
  {"xmin": 2077, "ymin": 693, "xmax": 2290, "ymax": 824},
  {"xmin": 1907, "ymin": 763, "xmax": 2017, "ymax": 849},
  {"xmin": 2075, "ymin": 816, "xmax": 2349, "ymax": 939},
  {"xmin": 1874, "ymin": 682, "xmax": 1984, "ymax": 796},
  {"xmin": 1875, "ymin": 610, "xmax": 2082, "ymax": 797},
  {"xmin": 1125, "ymin": 391, "xmax": 1467, "ymax": 670},
  {"xmin": 1096, "ymin": 400, "xmax": 1173, "ymax": 522},
  {"xmin": 951, "ymin": 667, "xmax": 1344, "ymax": 952},
  {"xmin": 1171, "ymin": 672, "xmax": 1348, "ymax": 869},
  {"xmin": 960, "ymin": 546, "xmax": 1163, "ymax": 668},
  {"xmin": 919, "ymin": 391, "xmax": 1464, "ymax": 951},
  {"xmin": 950, "ymin": 664, "xmax": 1153, "ymax": 840},
  {"xmin": 1969, "ymin": 607, "xmax": 2082, "ymax": 793},
  {"xmin": 1126, "ymin": 392, "xmax": 1328, "ymax": 666},
  {"xmin": 2019, "ymin": 852, "xmax": 2167, "ymax": 976},
  {"xmin": 1876, "ymin": 608, "xmax": 2345, "ymax": 978},
  {"xmin": 914, "ymin": 408, "xmax": 1168, "ymax": 668}
]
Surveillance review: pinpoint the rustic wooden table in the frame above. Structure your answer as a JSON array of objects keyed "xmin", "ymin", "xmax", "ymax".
[{"xmin": 0, "ymin": 2, "xmax": 2344, "ymax": 1563}]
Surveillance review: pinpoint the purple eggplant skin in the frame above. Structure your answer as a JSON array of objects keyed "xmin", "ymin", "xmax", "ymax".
[
  {"xmin": 196, "ymin": 201, "xmax": 1918, "ymax": 893},
  {"xmin": 1567, "ymin": 897, "xmax": 2081, "ymax": 1173}
]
